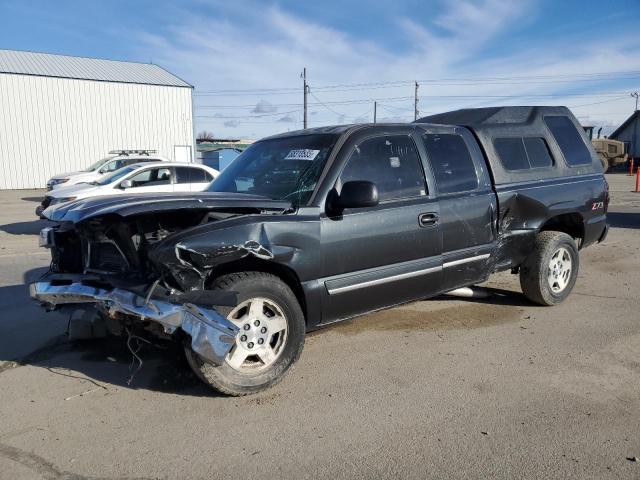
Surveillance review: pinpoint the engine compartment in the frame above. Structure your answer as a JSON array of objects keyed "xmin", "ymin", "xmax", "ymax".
[{"xmin": 49, "ymin": 210, "xmax": 243, "ymax": 290}]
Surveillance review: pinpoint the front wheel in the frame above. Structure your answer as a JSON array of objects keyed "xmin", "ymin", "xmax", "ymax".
[
  {"xmin": 519, "ymin": 231, "xmax": 579, "ymax": 306},
  {"xmin": 184, "ymin": 272, "xmax": 305, "ymax": 396}
]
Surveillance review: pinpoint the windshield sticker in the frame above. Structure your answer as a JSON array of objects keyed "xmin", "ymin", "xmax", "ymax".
[
  {"xmin": 284, "ymin": 149, "xmax": 320, "ymax": 161},
  {"xmin": 390, "ymin": 156, "xmax": 401, "ymax": 168}
]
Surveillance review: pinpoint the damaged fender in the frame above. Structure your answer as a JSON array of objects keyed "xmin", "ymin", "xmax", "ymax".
[{"xmin": 151, "ymin": 220, "xmax": 304, "ymax": 291}]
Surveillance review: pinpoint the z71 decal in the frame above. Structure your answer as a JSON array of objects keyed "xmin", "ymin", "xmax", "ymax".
[{"xmin": 592, "ymin": 202, "xmax": 604, "ymax": 210}]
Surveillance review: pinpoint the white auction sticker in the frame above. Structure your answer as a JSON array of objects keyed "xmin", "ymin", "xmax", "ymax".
[{"xmin": 284, "ymin": 149, "xmax": 320, "ymax": 161}]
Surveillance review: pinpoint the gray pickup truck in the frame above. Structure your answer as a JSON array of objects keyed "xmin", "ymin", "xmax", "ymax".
[{"xmin": 31, "ymin": 106, "xmax": 608, "ymax": 395}]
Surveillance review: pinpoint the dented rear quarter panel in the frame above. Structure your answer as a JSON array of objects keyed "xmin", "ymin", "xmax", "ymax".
[{"xmin": 491, "ymin": 174, "xmax": 607, "ymax": 270}]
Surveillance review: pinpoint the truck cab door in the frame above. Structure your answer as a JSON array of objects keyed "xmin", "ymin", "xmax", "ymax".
[
  {"xmin": 420, "ymin": 127, "xmax": 497, "ymax": 292},
  {"xmin": 319, "ymin": 131, "xmax": 443, "ymax": 323}
]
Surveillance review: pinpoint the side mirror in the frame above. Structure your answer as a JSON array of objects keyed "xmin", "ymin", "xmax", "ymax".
[
  {"xmin": 120, "ymin": 179, "xmax": 133, "ymax": 189},
  {"xmin": 337, "ymin": 181, "xmax": 379, "ymax": 209}
]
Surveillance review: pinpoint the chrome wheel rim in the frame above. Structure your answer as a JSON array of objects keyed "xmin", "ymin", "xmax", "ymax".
[
  {"xmin": 224, "ymin": 297, "xmax": 288, "ymax": 372},
  {"xmin": 547, "ymin": 247, "xmax": 572, "ymax": 293}
]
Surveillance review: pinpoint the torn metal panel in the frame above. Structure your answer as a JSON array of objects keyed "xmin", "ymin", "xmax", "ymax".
[{"xmin": 29, "ymin": 281, "xmax": 238, "ymax": 365}]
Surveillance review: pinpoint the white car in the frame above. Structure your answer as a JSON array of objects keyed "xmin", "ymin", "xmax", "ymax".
[
  {"xmin": 37, "ymin": 162, "xmax": 218, "ymax": 218},
  {"xmin": 46, "ymin": 151, "xmax": 169, "ymax": 191}
]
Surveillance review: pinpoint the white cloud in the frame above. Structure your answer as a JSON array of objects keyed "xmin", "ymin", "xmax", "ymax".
[
  {"xmin": 251, "ymin": 100, "xmax": 278, "ymax": 114},
  {"xmin": 277, "ymin": 114, "xmax": 296, "ymax": 123},
  {"xmin": 134, "ymin": 1, "xmax": 640, "ymax": 138}
]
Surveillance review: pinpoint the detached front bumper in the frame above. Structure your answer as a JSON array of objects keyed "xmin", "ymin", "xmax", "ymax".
[{"xmin": 29, "ymin": 281, "xmax": 239, "ymax": 366}]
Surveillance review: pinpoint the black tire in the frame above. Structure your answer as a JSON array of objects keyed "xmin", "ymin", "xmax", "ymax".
[
  {"xmin": 184, "ymin": 272, "xmax": 305, "ymax": 396},
  {"xmin": 519, "ymin": 231, "xmax": 579, "ymax": 306}
]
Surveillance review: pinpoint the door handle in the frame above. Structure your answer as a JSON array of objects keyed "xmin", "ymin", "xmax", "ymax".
[{"xmin": 419, "ymin": 212, "xmax": 439, "ymax": 227}]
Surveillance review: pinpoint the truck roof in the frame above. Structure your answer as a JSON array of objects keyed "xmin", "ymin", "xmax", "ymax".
[
  {"xmin": 260, "ymin": 106, "xmax": 602, "ymax": 186},
  {"xmin": 416, "ymin": 105, "xmax": 574, "ymax": 126}
]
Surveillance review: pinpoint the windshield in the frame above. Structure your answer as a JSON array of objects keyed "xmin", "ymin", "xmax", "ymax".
[
  {"xmin": 92, "ymin": 166, "xmax": 136, "ymax": 186},
  {"xmin": 84, "ymin": 156, "xmax": 114, "ymax": 172},
  {"xmin": 208, "ymin": 134, "xmax": 339, "ymax": 205}
]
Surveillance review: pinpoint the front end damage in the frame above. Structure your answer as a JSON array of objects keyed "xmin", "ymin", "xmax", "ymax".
[
  {"xmin": 29, "ymin": 281, "xmax": 239, "ymax": 365},
  {"xmin": 30, "ymin": 193, "xmax": 294, "ymax": 367}
]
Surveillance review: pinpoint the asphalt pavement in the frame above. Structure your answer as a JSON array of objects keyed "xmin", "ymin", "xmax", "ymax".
[{"xmin": 0, "ymin": 177, "xmax": 638, "ymax": 479}]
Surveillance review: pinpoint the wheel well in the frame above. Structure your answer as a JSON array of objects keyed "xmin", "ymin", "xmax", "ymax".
[
  {"xmin": 206, "ymin": 258, "xmax": 308, "ymax": 322},
  {"xmin": 539, "ymin": 213, "xmax": 585, "ymax": 247}
]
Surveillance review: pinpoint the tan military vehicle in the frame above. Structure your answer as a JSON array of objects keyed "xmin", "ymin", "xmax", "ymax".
[
  {"xmin": 583, "ymin": 126, "xmax": 627, "ymax": 171},
  {"xmin": 592, "ymin": 138, "xmax": 627, "ymax": 171}
]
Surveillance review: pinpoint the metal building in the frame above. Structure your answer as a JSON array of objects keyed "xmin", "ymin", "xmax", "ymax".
[
  {"xmin": 609, "ymin": 110, "xmax": 640, "ymax": 159},
  {"xmin": 196, "ymin": 139, "xmax": 253, "ymax": 171},
  {"xmin": 0, "ymin": 49, "xmax": 194, "ymax": 189}
]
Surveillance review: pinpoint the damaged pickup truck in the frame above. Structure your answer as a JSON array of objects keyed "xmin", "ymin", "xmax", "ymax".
[{"xmin": 31, "ymin": 106, "xmax": 608, "ymax": 395}]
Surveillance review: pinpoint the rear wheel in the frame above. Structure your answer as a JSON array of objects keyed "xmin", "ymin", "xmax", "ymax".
[
  {"xmin": 184, "ymin": 272, "xmax": 305, "ymax": 396},
  {"xmin": 519, "ymin": 231, "xmax": 579, "ymax": 306}
]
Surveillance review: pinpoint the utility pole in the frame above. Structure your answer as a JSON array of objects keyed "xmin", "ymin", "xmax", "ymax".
[
  {"xmin": 632, "ymin": 92, "xmax": 639, "ymax": 159},
  {"xmin": 374, "ymin": 101, "xmax": 377, "ymax": 123},
  {"xmin": 414, "ymin": 81, "xmax": 419, "ymax": 121},
  {"xmin": 302, "ymin": 68, "xmax": 308, "ymax": 129}
]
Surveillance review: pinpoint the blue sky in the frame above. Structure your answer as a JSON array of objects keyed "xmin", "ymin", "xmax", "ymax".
[{"xmin": 2, "ymin": 0, "xmax": 640, "ymax": 138}]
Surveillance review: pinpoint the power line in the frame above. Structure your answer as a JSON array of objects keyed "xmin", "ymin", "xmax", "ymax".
[
  {"xmin": 568, "ymin": 96, "xmax": 630, "ymax": 108},
  {"xmin": 194, "ymin": 108, "xmax": 301, "ymax": 119},
  {"xmin": 193, "ymin": 92, "xmax": 636, "ymax": 110},
  {"xmin": 194, "ymin": 70, "xmax": 640, "ymax": 95},
  {"xmin": 308, "ymin": 90, "xmax": 346, "ymax": 117}
]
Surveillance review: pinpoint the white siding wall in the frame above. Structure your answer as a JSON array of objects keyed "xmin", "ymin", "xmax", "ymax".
[{"xmin": 0, "ymin": 73, "xmax": 194, "ymax": 189}]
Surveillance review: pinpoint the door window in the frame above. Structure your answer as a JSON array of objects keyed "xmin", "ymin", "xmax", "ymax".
[
  {"xmin": 339, "ymin": 135, "xmax": 427, "ymax": 202},
  {"xmin": 128, "ymin": 168, "xmax": 172, "ymax": 187},
  {"xmin": 422, "ymin": 134, "xmax": 478, "ymax": 194},
  {"xmin": 175, "ymin": 167, "xmax": 211, "ymax": 184},
  {"xmin": 100, "ymin": 159, "xmax": 125, "ymax": 173}
]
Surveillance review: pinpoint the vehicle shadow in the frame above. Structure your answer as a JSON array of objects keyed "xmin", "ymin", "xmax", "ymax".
[
  {"xmin": 21, "ymin": 196, "xmax": 44, "ymax": 202},
  {"xmin": 0, "ymin": 219, "xmax": 53, "ymax": 235},
  {"xmin": 1, "ymin": 268, "xmax": 220, "ymax": 398},
  {"xmin": 5, "ymin": 334, "xmax": 217, "ymax": 398},
  {"xmin": 606, "ymin": 212, "xmax": 640, "ymax": 229}
]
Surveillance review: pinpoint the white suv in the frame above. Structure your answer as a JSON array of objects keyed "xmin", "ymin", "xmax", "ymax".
[{"xmin": 46, "ymin": 150, "xmax": 169, "ymax": 191}]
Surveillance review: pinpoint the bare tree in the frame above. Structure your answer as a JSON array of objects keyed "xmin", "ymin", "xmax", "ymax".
[{"xmin": 196, "ymin": 130, "xmax": 216, "ymax": 142}]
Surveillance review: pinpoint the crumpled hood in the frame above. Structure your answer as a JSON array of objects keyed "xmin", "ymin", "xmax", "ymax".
[{"xmin": 43, "ymin": 192, "xmax": 293, "ymax": 223}]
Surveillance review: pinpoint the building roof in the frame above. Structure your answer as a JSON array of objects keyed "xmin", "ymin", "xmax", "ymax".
[
  {"xmin": 0, "ymin": 49, "xmax": 191, "ymax": 88},
  {"xmin": 609, "ymin": 111, "xmax": 640, "ymax": 139},
  {"xmin": 197, "ymin": 143, "xmax": 252, "ymax": 152}
]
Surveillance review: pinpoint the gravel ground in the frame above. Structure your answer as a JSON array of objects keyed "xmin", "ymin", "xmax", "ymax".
[{"xmin": 0, "ymin": 175, "xmax": 638, "ymax": 479}]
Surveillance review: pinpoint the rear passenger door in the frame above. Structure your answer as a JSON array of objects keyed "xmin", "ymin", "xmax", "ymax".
[
  {"xmin": 421, "ymin": 127, "xmax": 497, "ymax": 291},
  {"xmin": 320, "ymin": 132, "xmax": 443, "ymax": 322},
  {"xmin": 175, "ymin": 166, "xmax": 214, "ymax": 192}
]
